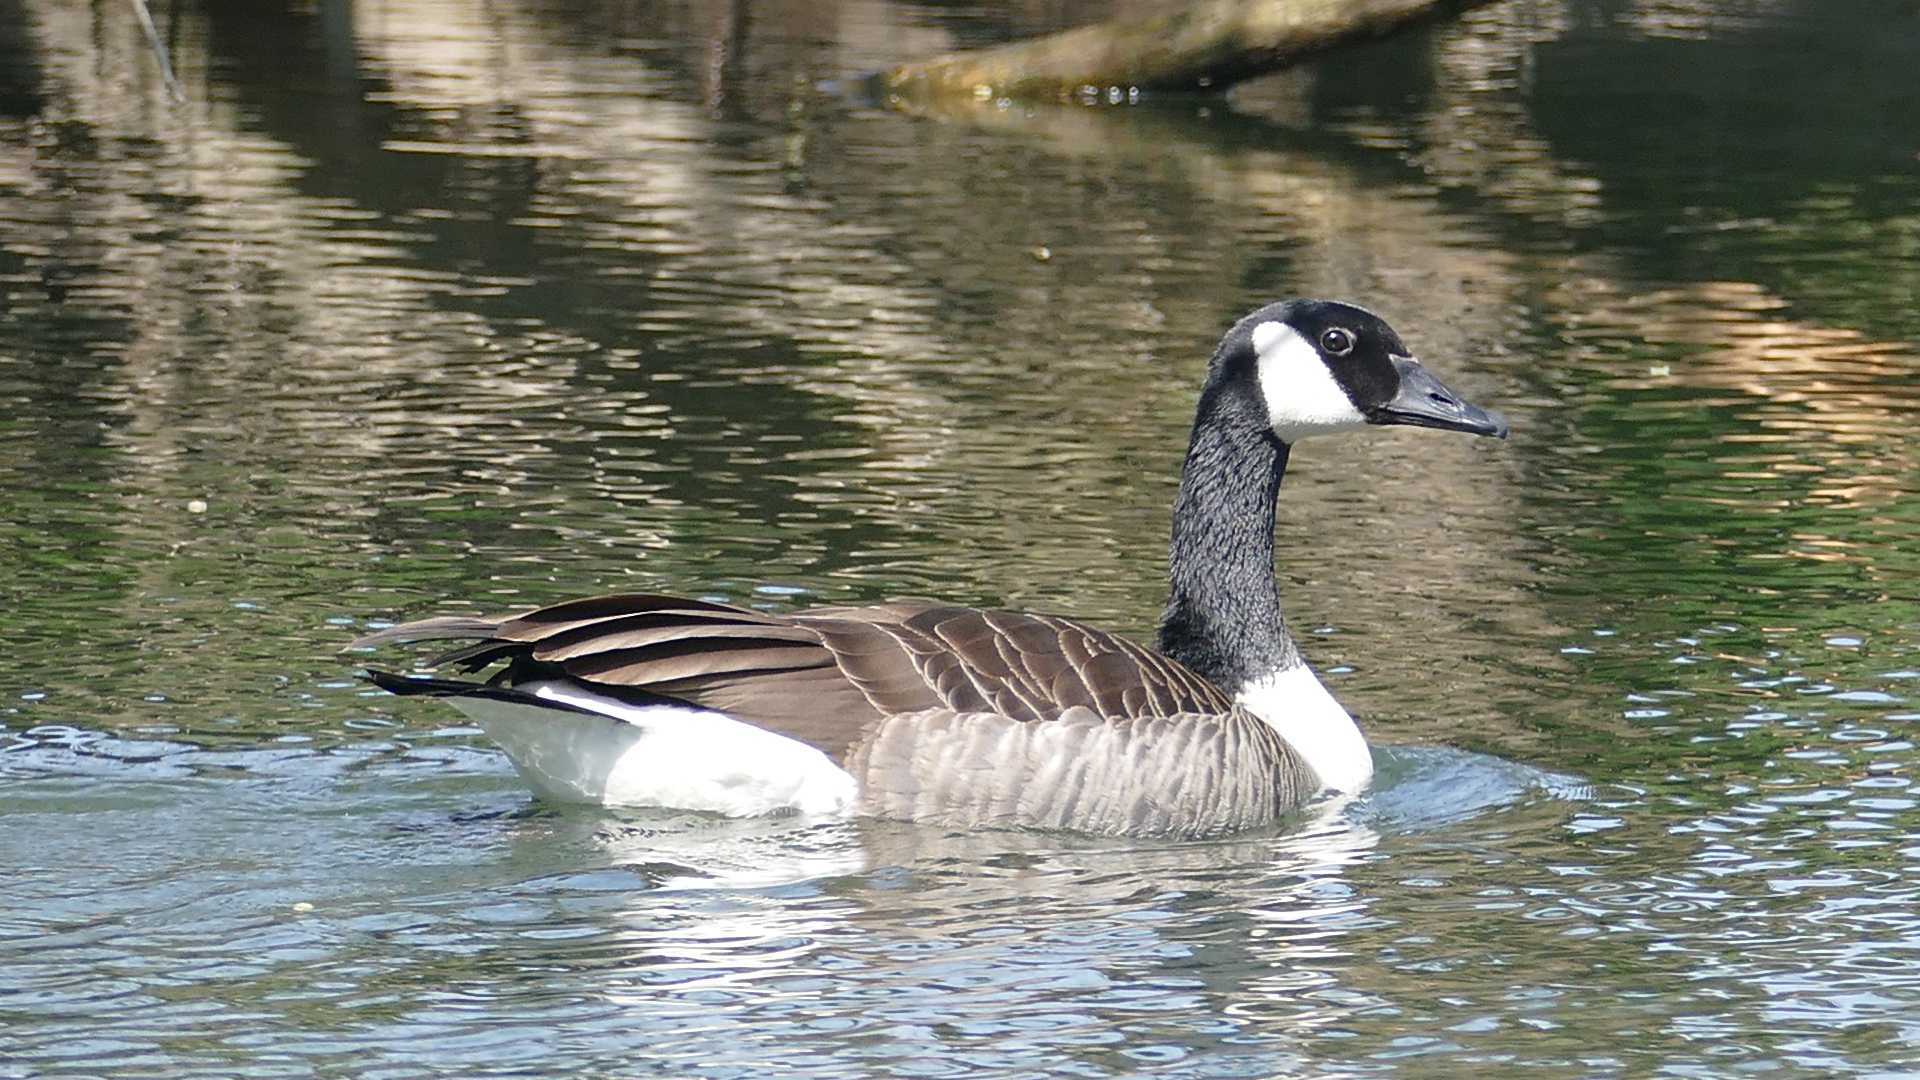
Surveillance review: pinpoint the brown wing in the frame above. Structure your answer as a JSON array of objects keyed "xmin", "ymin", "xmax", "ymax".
[
  {"xmin": 811, "ymin": 606, "xmax": 1233, "ymax": 721},
  {"xmin": 355, "ymin": 593, "xmax": 1234, "ymax": 767}
]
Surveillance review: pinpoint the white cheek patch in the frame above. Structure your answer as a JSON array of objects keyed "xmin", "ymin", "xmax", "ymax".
[{"xmin": 1251, "ymin": 321, "xmax": 1369, "ymax": 443}]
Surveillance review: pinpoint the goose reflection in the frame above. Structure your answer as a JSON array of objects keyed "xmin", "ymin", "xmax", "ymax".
[{"xmin": 519, "ymin": 745, "xmax": 1584, "ymax": 1066}]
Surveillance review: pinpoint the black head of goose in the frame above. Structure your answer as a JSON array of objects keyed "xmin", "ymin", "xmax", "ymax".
[{"xmin": 352, "ymin": 299, "xmax": 1507, "ymax": 838}]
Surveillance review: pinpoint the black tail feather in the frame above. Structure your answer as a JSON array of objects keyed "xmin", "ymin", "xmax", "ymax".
[{"xmin": 359, "ymin": 668, "xmax": 681, "ymax": 715}]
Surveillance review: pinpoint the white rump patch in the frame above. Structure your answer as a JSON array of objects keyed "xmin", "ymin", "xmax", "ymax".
[
  {"xmin": 1235, "ymin": 663, "xmax": 1373, "ymax": 795},
  {"xmin": 1251, "ymin": 320, "xmax": 1368, "ymax": 443},
  {"xmin": 447, "ymin": 680, "xmax": 858, "ymax": 818}
]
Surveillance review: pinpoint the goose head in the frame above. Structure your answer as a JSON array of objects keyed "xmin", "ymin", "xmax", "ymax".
[{"xmin": 1212, "ymin": 299, "xmax": 1508, "ymax": 445}]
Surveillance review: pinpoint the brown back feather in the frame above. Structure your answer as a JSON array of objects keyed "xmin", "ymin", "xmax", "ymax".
[{"xmin": 363, "ymin": 592, "xmax": 1236, "ymax": 768}]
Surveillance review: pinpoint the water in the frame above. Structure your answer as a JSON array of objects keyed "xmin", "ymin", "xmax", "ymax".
[{"xmin": 5, "ymin": 0, "xmax": 1920, "ymax": 1075}]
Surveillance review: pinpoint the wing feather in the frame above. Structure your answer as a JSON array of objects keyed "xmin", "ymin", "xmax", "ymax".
[
  {"xmin": 495, "ymin": 593, "xmax": 783, "ymax": 641},
  {"xmin": 533, "ymin": 618, "xmax": 822, "ymax": 662},
  {"xmin": 355, "ymin": 593, "xmax": 1243, "ymax": 784},
  {"xmin": 347, "ymin": 616, "xmax": 509, "ymax": 650},
  {"xmin": 568, "ymin": 642, "xmax": 835, "ymax": 684}
]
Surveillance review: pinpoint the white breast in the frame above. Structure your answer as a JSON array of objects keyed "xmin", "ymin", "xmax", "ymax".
[
  {"xmin": 447, "ymin": 680, "xmax": 859, "ymax": 817},
  {"xmin": 1235, "ymin": 663, "xmax": 1374, "ymax": 795}
]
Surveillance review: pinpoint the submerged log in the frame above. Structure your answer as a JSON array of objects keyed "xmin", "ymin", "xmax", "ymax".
[{"xmin": 879, "ymin": 0, "xmax": 1499, "ymax": 106}]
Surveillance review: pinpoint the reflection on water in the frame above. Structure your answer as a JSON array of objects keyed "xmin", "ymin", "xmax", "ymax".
[
  {"xmin": 6, "ymin": 0, "xmax": 1920, "ymax": 1075},
  {"xmin": 1526, "ymin": 271, "xmax": 1920, "ymax": 646},
  {"xmin": 1559, "ymin": 277, "xmax": 1920, "ymax": 509},
  {"xmin": 0, "ymin": 731, "xmax": 1573, "ymax": 1076}
]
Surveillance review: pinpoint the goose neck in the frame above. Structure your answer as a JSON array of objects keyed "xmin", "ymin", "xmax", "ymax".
[{"xmin": 1155, "ymin": 396, "xmax": 1301, "ymax": 693}]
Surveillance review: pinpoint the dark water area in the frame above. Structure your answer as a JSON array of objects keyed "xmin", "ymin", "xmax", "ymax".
[{"xmin": 5, "ymin": 0, "xmax": 1920, "ymax": 1076}]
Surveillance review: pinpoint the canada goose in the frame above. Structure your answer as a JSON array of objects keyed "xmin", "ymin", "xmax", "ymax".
[{"xmin": 352, "ymin": 299, "xmax": 1507, "ymax": 838}]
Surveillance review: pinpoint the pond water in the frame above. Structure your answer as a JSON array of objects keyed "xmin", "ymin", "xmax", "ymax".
[{"xmin": 5, "ymin": 0, "xmax": 1920, "ymax": 1075}]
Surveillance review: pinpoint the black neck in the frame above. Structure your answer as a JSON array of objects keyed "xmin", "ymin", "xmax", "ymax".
[{"xmin": 1155, "ymin": 382, "xmax": 1300, "ymax": 693}]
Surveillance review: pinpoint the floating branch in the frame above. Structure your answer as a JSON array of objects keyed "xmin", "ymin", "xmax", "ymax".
[{"xmin": 878, "ymin": 0, "xmax": 1501, "ymax": 106}]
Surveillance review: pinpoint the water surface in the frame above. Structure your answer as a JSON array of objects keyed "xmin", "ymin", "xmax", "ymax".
[{"xmin": 5, "ymin": 0, "xmax": 1920, "ymax": 1075}]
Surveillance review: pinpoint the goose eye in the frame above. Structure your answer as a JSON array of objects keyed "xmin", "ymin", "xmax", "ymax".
[{"xmin": 1319, "ymin": 328, "xmax": 1355, "ymax": 356}]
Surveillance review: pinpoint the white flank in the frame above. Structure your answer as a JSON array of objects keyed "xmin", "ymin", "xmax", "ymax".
[
  {"xmin": 1251, "ymin": 320, "xmax": 1368, "ymax": 443},
  {"xmin": 446, "ymin": 679, "xmax": 859, "ymax": 818},
  {"xmin": 1235, "ymin": 663, "xmax": 1374, "ymax": 795}
]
